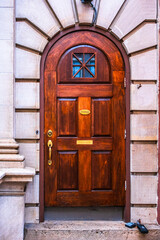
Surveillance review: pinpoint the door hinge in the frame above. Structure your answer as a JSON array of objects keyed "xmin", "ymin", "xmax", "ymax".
[
  {"xmin": 125, "ymin": 180, "xmax": 127, "ymax": 191},
  {"xmin": 124, "ymin": 129, "xmax": 126, "ymax": 139},
  {"xmin": 124, "ymin": 77, "xmax": 126, "ymax": 88}
]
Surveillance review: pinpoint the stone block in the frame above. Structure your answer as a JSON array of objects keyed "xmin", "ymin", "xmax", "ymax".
[
  {"xmin": 16, "ymin": 22, "xmax": 48, "ymax": 52},
  {"xmin": 131, "ymin": 114, "xmax": 157, "ymax": 141},
  {"xmin": 48, "ymin": 0, "xmax": 75, "ymax": 28},
  {"xmin": 0, "ymin": 149, "xmax": 18, "ymax": 154},
  {"xmin": 15, "ymin": 48, "xmax": 41, "ymax": 79},
  {"xmin": 0, "ymin": 154, "xmax": 24, "ymax": 161},
  {"xmin": 0, "ymin": 73, "xmax": 13, "ymax": 105},
  {"xmin": 0, "ymin": 8, "xmax": 13, "ymax": 40},
  {"xmin": 131, "ymin": 207, "xmax": 157, "ymax": 224},
  {"xmin": 111, "ymin": 0, "xmax": 157, "ymax": 39},
  {"xmin": 16, "ymin": 0, "xmax": 59, "ymax": 37},
  {"xmin": 96, "ymin": 0, "xmax": 124, "ymax": 30},
  {"xmin": 0, "ymin": 0, "xmax": 13, "ymax": 7},
  {"xmin": 0, "ymin": 40, "xmax": 13, "ymax": 73},
  {"xmin": 131, "ymin": 144, "xmax": 158, "ymax": 172},
  {"xmin": 15, "ymin": 82, "xmax": 39, "ymax": 109},
  {"xmin": 131, "ymin": 84, "xmax": 157, "ymax": 110},
  {"xmin": 0, "ymin": 161, "xmax": 24, "ymax": 168},
  {"xmin": 0, "ymin": 196, "xmax": 24, "ymax": 240},
  {"xmin": 25, "ymin": 207, "xmax": 39, "ymax": 223},
  {"xmin": 123, "ymin": 23, "xmax": 157, "ymax": 54},
  {"xmin": 76, "ymin": 0, "xmax": 96, "ymax": 24},
  {"xmin": 131, "ymin": 175, "xmax": 157, "ymax": 204},
  {"xmin": 1, "ymin": 167, "xmax": 35, "ymax": 184},
  {"xmin": 130, "ymin": 49, "xmax": 157, "ymax": 80},
  {"xmin": 0, "ymin": 139, "xmax": 19, "ymax": 150},
  {"xmin": 71, "ymin": 0, "xmax": 78, "ymax": 23},
  {"xmin": 0, "ymin": 182, "xmax": 25, "ymax": 192},
  {"xmin": 18, "ymin": 142, "xmax": 39, "ymax": 171},
  {"xmin": 15, "ymin": 112, "xmax": 40, "ymax": 139},
  {"xmin": 0, "ymin": 106, "xmax": 13, "ymax": 138},
  {"xmin": 25, "ymin": 175, "xmax": 39, "ymax": 204}
]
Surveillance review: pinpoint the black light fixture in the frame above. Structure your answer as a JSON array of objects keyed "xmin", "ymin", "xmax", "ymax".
[
  {"xmin": 81, "ymin": 0, "xmax": 97, "ymax": 26},
  {"xmin": 81, "ymin": 0, "xmax": 93, "ymax": 3}
]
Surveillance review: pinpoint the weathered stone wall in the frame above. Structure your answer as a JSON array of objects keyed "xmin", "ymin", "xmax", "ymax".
[
  {"xmin": 0, "ymin": 2, "xmax": 35, "ymax": 239},
  {"xmin": 1, "ymin": 0, "xmax": 158, "ymax": 224},
  {"xmin": 0, "ymin": 0, "xmax": 14, "ymax": 139}
]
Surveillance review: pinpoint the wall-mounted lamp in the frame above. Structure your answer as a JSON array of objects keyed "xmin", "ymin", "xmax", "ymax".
[
  {"xmin": 81, "ymin": 0, "xmax": 93, "ymax": 3},
  {"xmin": 81, "ymin": 0, "xmax": 97, "ymax": 26}
]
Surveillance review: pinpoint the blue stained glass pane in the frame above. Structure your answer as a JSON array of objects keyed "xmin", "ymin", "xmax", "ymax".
[
  {"xmin": 73, "ymin": 56, "xmax": 81, "ymax": 65},
  {"xmin": 85, "ymin": 68, "xmax": 93, "ymax": 78},
  {"xmin": 74, "ymin": 53, "xmax": 83, "ymax": 63},
  {"xmin": 87, "ymin": 66, "xmax": 95, "ymax": 75},
  {"xmin": 73, "ymin": 66, "xmax": 81, "ymax": 76},
  {"xmin": 84, "ymin": 53, "xmax": 93, "ymax": 63},
  {"xmin": 75, "ymin": 69, "xmax": 83, "ymax": 78},
  {"xmin": 86, "ymin": 56, "xmax": 95, "ymax": 65},
  {"xmin": 73, "ymin": 53, "xmax": 95, "ymax": 78}
]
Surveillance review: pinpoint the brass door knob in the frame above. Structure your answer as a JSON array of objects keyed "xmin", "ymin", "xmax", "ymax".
[{"xmin": 47, "ymin": 130, "xmax": 53, "ymax": 137}]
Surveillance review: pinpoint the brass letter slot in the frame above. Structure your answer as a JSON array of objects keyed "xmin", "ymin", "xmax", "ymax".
[
  {"xmin": 79, "ymin": 109, "xmax": 90, "ymax": 115},
  {"xmin": 76, "ymin": 140, "xmax": 93, "ymax": 145}
]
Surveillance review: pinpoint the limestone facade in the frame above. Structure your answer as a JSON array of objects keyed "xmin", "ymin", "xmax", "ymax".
[{"xmin": 0, "ymin": 0, "xmax": 159, "ymax": 239}]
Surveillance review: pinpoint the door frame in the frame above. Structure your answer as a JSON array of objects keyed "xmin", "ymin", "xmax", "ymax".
[{"xmin": 39, "ymin": 26, "xmax": 130, "ymax": 222}]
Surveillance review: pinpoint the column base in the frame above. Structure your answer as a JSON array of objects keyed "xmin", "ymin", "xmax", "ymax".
[
  {"xmin": 0, "ymin": 139, "xmax": 35, "ymax": 240},
  {"xmin": 0, "ymin": 139, "xmax": 24, "ymax": 168}
]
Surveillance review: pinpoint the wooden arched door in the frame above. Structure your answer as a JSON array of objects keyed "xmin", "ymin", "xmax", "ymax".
[{"xmin": 44, "ymin": 31, "xmax": 125, "ymax": 207}]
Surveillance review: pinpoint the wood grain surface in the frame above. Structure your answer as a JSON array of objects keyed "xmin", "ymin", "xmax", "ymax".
[{"xmin": 44, "ymin": 31, "xmax": 125, "ymax": 207}]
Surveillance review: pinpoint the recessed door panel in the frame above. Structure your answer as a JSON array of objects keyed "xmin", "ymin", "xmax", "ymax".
[
  {"xmin": 92, "ymin": 98, "xmax": 112, "ymax": 137},
  {"xmin": 58, "ymin": 151, "xmax": 78, "ymax": 190},
  {"xmin": 91, "ymin": 151, "xmax": 112, "ymax": 190},
  {"xmin": 57, "ymin": 98, "xmax": 77, "ymax": 136}
]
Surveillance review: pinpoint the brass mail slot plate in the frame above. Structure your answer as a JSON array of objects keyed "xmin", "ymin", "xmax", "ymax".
[
  {"xmin": 79, "ymin": 109, "xmax": 90, "ymax": 115},
  {"xmin": 76, "ymin": 140, "xmax": 93, "ymax": 145}
]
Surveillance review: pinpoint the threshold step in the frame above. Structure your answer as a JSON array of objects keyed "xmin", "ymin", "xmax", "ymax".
[{"xmin": 24, "ymin": 221, "xmax": 160, "ymax": 240}]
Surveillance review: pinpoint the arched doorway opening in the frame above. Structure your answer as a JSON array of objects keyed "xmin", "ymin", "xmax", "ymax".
[{"xmin": 40, "ymin": 27, "xmax": 130, "ymax": 222}]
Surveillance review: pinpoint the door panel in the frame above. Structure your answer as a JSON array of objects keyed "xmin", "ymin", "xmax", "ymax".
[
  {"xmin": 57, "ymin": 98, "xmax": 77, "ymax": 137},
  {"xmin": 78, "ymin": 97, "xmax": 91, "ymax": 138},
  {"xmin": 91, "ymin": 151, "xmax": 112, "ymax": 190},
  {"xmin": 57, "ymin": 138, "xmax": 113, "ymax": 151},
  {"xmin": 44, "ymin": 31, "xmax": 125, "ymax": 207},
  {"xmin": 79, "ymin": 150, "xmax": 91, "ymax": 192},
  {"xmin": 58, "ymin": 151, "xmax": 78, "ymax": 190},
  {"xmin": 92, "ymin": 98, "xmax": 112, "ymax": 136},
  {"xmin": 57, "ymin": 85, "xmax": 113, "ymax": 97}
]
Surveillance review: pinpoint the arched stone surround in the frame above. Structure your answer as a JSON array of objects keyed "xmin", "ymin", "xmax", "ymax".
[
  {"xmin": 15, "ymin": 0, "xmax": 158, "ymax": 224},
  {"xmin": 0, "ymin": 0, "xmax": 158, "ymax": 230}
]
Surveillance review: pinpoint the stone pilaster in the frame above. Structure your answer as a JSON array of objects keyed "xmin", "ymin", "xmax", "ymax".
[{"xmin": 0, "ymin": 1, "xmax": 35, "ymax": 239}]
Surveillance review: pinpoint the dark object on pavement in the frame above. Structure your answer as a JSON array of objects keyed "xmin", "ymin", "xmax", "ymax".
[
  {"xmin": 137, "ymin": 220, "xmax": 149, "ymax": 234},
  {"xmin": 125, "ymin": 222, "xmax": 136, "ymax": 228}
]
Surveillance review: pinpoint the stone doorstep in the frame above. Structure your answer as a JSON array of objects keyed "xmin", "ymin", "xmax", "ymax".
[{"xmin": 24, "ymin": 221, "xmax": 160, "ymax": 240}]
